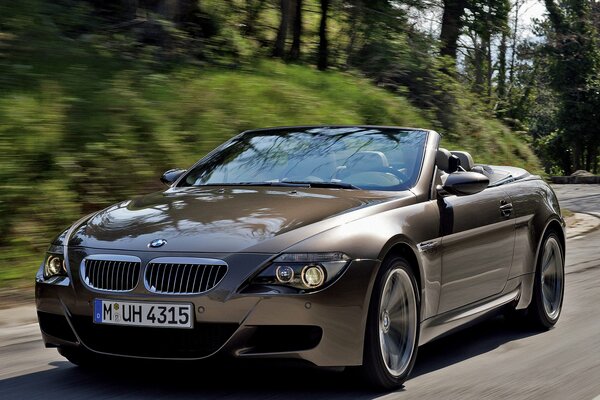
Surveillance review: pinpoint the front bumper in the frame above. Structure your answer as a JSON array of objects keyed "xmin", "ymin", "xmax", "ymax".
[{"xmin": 35, "ymin": 253, "xmax": 379, "ymax": 367}]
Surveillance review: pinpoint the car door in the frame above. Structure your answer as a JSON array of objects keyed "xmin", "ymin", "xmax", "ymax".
[{"xmin": 437, "ymin": 186, "xmax": 516, "ymax": 314}]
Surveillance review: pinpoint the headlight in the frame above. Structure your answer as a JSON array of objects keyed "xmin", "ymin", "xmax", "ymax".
[
  {"xmin": 249, "ymin": 252, "xmax": 351, "ymax": 292},
  {"xmin": 43, "ymin": 244, "xmax": 67, "ymax": 279},
  {"xmin": 302, "ymin": 265, "xmax": 325, "ymax": 288}
]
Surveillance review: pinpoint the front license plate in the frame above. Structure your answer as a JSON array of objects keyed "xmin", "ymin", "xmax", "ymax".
[{"xmin": 93, "ymin": 299, "xmax": 193, "ymax": 329}]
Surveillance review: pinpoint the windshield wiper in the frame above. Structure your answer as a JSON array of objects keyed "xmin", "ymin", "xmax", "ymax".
[{"xmin": 281, "ymin": 181, "xmax": 360, "ymax": 189}]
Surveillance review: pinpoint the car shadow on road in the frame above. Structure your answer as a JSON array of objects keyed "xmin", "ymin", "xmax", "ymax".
[
  {"xmin": 0, "ymin": 316, "xmax": 542, "ymax": 400},
  {"xmin": 411, "ymin": 315, "xmax": 540, "ymax": 379}
]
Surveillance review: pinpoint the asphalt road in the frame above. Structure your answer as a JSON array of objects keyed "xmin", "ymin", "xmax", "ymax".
[
  {"xmin": 552, "ymin": 184, "xmax": 600, "ymax": 214},
  {"xmin": 1, "ymin": 185, "xmax": 599, "ymax": 400}
]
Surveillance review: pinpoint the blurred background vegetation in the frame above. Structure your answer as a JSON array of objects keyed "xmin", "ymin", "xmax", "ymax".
[{"xmin": 0, "ymin": 0, "xmax": 598, "ymax": 290}]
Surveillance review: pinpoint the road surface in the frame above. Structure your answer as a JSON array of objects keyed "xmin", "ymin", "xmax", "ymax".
[
  {"xmin": 1, "ymin": 185, "xmax": 599, "ymax": 399},
  {"xmin": 552, "ymin": 184, "xmax": 600, "ymax": 215}
]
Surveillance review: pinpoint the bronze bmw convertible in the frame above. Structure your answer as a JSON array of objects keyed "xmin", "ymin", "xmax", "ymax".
[{"xmin": 36, "ymin": 126, "xmax": 565, "ymax": 389}]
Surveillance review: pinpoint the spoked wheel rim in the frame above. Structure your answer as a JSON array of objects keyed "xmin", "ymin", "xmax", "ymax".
[
  {"xmin": 541, "ymin": 236, "xmax": 564, "ymax": 320},
  {"xmin": 378, "ymin": 268, "xmax": 418, "ymax": 377}
]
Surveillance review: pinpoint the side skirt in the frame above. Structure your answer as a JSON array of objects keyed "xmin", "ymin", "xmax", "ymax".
[{"xmin": 418, "ymin": 287, "xmax": 520, "ymax": 346}]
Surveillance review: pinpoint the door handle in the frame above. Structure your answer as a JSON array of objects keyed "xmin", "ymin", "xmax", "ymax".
[
  {"xmin": 499, "ymin": 202, "xmax": 513, "ymax": 217},
  {"xmin": 417, "ymin": 239, "xmax": 440, "ymax": 253}
]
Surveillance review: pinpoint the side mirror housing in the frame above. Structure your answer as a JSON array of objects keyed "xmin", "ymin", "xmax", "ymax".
[
  {"xmin": 440, "ymin": 171, "xmax": 489, "ymax": 196},
  {"xmin": 160, "ymin": 168, "xmax": 187, "ymax": 186}
]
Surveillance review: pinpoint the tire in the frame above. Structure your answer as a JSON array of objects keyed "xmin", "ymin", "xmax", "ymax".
[
  {"xmin": 526, "ymin": 231, "xmax": 565, "ymax": 329},
  {"xmin": 360, "ymin": 256, "xmax": 420, "ymax": 390}
]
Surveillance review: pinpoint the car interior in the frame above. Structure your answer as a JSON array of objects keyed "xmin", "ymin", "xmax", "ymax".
[{"xmin": 435, "ymin": 148, "xmax": 514, "ymax": 187}]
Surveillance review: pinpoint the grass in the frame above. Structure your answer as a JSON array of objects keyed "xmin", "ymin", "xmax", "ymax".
[
  {"xmin": 0, "ymin": 3, "xmax": 541, "ymax": 290},
  {"xmin": 562, "ymin": 208, "xmax": 575, "ymax": 218}
]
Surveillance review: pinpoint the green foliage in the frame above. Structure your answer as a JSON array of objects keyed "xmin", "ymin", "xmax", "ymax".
[
  {"xmin": 538, "ymin": 0, "xmax": 600, "ymax": 173},
  {"xmin": 0, "ymin": 0, "xmax": 541, "ymax": 288}
]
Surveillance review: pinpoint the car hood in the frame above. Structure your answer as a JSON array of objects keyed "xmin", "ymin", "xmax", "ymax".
[{"xmin": 70, "ymin": 187, "xmax": 412, "ymax": 253}]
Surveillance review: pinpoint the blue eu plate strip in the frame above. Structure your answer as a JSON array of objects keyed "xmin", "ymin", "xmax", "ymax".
[{"xmin": 93, "ymin": 299, "xmax": 103, "ymax": 323}]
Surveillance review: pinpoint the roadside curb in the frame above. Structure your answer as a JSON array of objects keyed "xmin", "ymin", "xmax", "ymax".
[{"xmin": 567, "ymin": 212, "xmax": 600, "ymax": 239}]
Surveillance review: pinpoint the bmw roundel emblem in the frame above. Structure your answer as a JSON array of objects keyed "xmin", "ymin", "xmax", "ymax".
[{"xmin": 148, "ymin": 239, "xmax": 167, "ymax": 248}]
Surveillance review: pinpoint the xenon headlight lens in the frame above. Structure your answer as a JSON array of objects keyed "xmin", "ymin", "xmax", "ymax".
[
  {"xmin": 250, "ymin": 252, "xmax": 350, "ymax": 292},
  {"xmin": 302, "ymin": 265, "xmax": 325, "ymax": 288},
  {"xmin": 43, "ymin": 245, "xmax": 67, "ymax": 279},
  {"xmin": 275, "ymin": 265, "xmax": 294, "ymax": 283}
]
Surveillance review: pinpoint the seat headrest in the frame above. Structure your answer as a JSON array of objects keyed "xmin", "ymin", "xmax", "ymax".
[
  {"xmin": 344, "ymin": 151, "xmax": 389, "ymax": 172},
  {"xmin": 451, "ymin": 151, "xmax": 474, "ymax": 171},
  {"xmin": 285, "ymin": 154, "xmax": 337, "ymax": 179},
  {"xmin": 436, "ymin": 148, "xmax": 451, "ymax": 172},
  {"xmin": 436, "ymin": 148, "xmax": 460, "ymax": 173}
]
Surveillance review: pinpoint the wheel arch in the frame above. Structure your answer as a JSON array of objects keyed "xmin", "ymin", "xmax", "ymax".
[
  {"xmin": 377, "ymin": 237, "xmax": 425, "ymax": 319},
  {"xmin": 545, "ymin": 219, "xmax": 566, "ymax": 258},
  {"xmin": 516, "ymin": 215, "xmax": 565, "ymax": 310},
  {"xmin": 535, "ymin": 217, "xmax": 566, "ymax": 269},
  {"xmin": 359, "ymin": 238, "xmax": 424, "ymax": 387}
]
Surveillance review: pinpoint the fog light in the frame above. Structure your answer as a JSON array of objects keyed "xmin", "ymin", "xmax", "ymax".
[
  {"xmin": 302, "ymin": 265, "xmax": 325, "ymax": 288},
  {"xmin": 275, "ymin": 266, "xmax": 294, "ymax": 283}
]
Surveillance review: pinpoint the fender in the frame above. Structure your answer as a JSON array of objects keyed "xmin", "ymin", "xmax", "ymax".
[{"xmin": 516, "ymin": 215, "xmax": 565, "ymax": 310}]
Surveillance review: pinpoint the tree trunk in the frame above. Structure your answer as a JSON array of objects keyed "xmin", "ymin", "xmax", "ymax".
[
  {"xmin": 585, "ymin": 145, "xmax": 592, "ymax": 172},
  {"xmin": 515, "ymin": 60, "xmax": 538, "ymax": 116},
  {"xmin": 508, "ymin": 0, "xmax": 521, "ymax": 94},
  {"xmin": 344, "ymin": 1, "xmax": 361, "ymax": 68},
  {"xmin": 497, "ymin": 30, "xmax": 508, "ymax": 99},
  {"xmin": 289, "ymin": 0, "xmax": 303, "ymax": 60},
  {"xmin": 149, "ymin": 0, "xmax": 198, "ymax": 23},
  {"xmin": 440, "ymin": 0, "xmax": 467, "ymax": 60},
  {"xmin": 317, "ymin": 0, "xmax": 330, "ymax": 70},
  {"xmin": 273, "ymin": 0, "xmax": 291, "ymax": 58},
  {"xmin": 486, "ymin": 36, "xmax": 493, "ymax": 101},
  {"xmin": 561, "ymin": 150, "xmax": 572, "ymax": 176},
  {"xmin": 474, "ymin": 37, "xmax": 484, "ymax": 94},
  {"xmin": 573, "ymin": 141, "xmax": 582, "ymax": 171},
  {"xmin": 242, "ymin": 0, "xmax": 266, "ymax": 37}
]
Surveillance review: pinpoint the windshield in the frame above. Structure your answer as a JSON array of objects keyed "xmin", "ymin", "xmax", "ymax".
[{"xmin": 180, "ymin": 127, "xmax": 428, "ymax": 191}]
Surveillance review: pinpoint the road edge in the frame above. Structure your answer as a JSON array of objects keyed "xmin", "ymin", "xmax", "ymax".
[{"xmin": 567, "ymin": 212, "xmax": 600, "ymax": 239}]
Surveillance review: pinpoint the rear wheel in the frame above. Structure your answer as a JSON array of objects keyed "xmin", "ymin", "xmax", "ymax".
[
  {"xmin": 526, "ymin": 231, "xmax": 565, "ymax": 329},
  {"xmin": 361, "ymin": 256, "xmax": 420, "ymax": 390}
]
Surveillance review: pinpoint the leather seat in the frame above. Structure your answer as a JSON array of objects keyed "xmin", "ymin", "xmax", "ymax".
[
  {"xmin": 284, "ymin": 154, "xmax": 337, "ymax": 181},
  {"xmin": 450, "ymin": 151, "xmax": 474, "ymax": 171},
  {"xmin": 343, "ymin": 151, "xmax": 389, "ymax": 172},
  {"xmin": 436, "ymin": 148, "xmax": 460, "ymax": 173}
]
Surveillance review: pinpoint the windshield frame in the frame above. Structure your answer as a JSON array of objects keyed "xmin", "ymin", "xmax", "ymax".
[{"xmin": 176, "ymin": 126, "xmax": 431, "ymax": 192}]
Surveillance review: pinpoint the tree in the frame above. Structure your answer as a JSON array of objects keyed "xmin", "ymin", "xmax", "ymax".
[
  {"xmin": 497, "ymin": 30, "xmax": 508, "ymax": 100},
  {"xmin": 241, "ymin": 0, "xmax": 267, "ymax": 37},
  {"xmin": 289, "ymin": 0, "xmax": 303, "ymax": 60},
  {"xmin": 508, "ymin": 0, "xmax": 523, "ymax": 93},
  {"xmin": 543, "ymin": 0, "xmax": 600, "ymax": 173},
  {"xmin": 440, "ymin": 0, "xmax": 509, "ymax": 72},
  {"xmin": 273, "ymin": 0, "xmax": 292, "ymax": 58},
  {"xmin": 440, "ymin": 0, "xmax": 467, "ymax": 60},
  {"xmin": 317, "ymin": 0, "xmax": 330, "ymax": 70}
]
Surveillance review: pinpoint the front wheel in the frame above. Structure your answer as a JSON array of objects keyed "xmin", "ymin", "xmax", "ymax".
[
  {"xmin": 526, "ymin": 231, "xmax": 565, "ymax": 329},
  {"xmin": 361, "ymin": 256, "xmax": 420, "ymax": 390}
]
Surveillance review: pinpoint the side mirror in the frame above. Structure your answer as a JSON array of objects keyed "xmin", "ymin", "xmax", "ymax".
[
  {"xmin": 160, "ymin": 168, "xmax": 187, "ymax": 186},
  {"xmin": 440, "ymin": 171, "xmax": 489, "ymax": 196}
]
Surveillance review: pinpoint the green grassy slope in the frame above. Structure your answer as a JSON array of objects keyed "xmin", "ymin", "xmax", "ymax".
[{"xmin": 0, "ymin": 19, "xmax": 540, "ymax": 290}]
